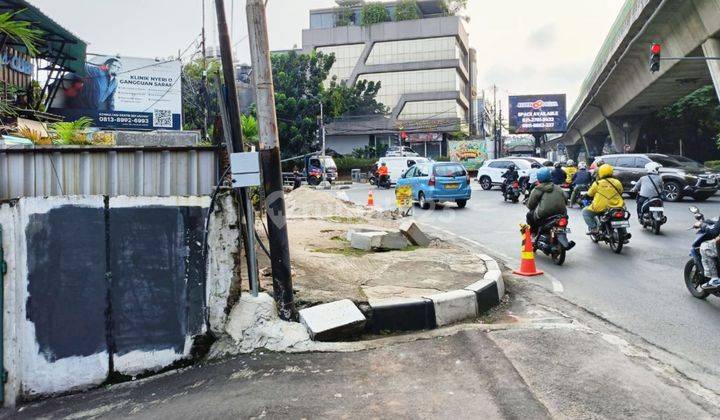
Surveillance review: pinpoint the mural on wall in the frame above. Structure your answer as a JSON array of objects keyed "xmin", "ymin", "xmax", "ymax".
[{"xmin": 448, "ymin": 140, "xmax": 488, "ymax": 170}]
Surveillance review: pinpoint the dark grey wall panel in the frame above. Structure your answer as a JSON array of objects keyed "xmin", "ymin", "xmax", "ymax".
[{"xmin": 25, "ymin": 206, "xmax": 107, "ymax": 362}]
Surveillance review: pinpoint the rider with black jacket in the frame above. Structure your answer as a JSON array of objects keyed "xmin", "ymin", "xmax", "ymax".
[{"xmin": 501, "ymin": 163, "xmax": 519, "ymax": 194}]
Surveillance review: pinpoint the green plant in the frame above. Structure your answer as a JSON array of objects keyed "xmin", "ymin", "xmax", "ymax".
[
  {"xmin": 705, "ymin": 160, "xmax": 720, "ymax": 170},
  {"xmin": 241, "ymin": 114, "xmax": 259, "ymax": 145},
  {"xmin": 49, "ymin": 117, "xmax": 93, "ymax": 145},
  {"xmin": 395, "ymin": 0, "xmax": 421, "ymax": 21},
  {"xmin": 360, "ymin": 2, "xmax": 390, "ymax": 26},
  {"xmin": 0, "ymin": 11, "xmax": 43, "ymax": 56},
  {"xmin": 334, "ymin": 156, "xmax": 377, "ymax": 175},
  {"xmin": 336, "ymin": 6, "xmax": 355, "ymax": 26},
  {"xmin": 441, "ymin": 0, "xmax": 468, "ymax": 15}
]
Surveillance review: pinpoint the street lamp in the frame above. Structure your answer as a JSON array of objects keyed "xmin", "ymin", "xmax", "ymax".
[
  {"xmin": 622, "ymin": 121, "xmax": 631, "ymax": 152},
  {"xmin": 306, "ymin": 94, "xmax": 327, "ymax": 187}
]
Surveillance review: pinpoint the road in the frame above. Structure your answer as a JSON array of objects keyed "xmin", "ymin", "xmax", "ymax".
[{"xmin": 334, "ymin": 183, "xmax": 720, "ymax": 383}]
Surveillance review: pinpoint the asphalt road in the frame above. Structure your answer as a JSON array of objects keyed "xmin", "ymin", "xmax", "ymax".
[{"xmin": 333, "ymin": 183, "xmax": 720, "ymax": 380}]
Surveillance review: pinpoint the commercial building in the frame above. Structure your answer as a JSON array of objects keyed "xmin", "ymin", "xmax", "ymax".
[{"xmin": 302, "ymin": 0, "xmax": 477, "ymax": 158}]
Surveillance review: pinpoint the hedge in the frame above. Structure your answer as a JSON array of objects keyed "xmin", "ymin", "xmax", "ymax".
[
  {"xmin": 334, "ymin": 157, "xmax": 377, "ymax": 175},
  {"xmin": 705, "ymin": 161, "xmax": 720, "ymax": 170}
]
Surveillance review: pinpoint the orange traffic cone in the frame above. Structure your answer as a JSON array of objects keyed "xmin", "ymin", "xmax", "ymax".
[
  {"xmin": 513, "ymin": 225, "xmax": 544, "ymax": 277},
  {"xmin": 367, "ymin": 190, "xmax": 375, "ymax": 207}
]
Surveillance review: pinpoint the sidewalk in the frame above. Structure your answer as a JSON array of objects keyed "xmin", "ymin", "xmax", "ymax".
[{"xmin": 5, "ymin": 279, "xmax": 718, "ymax": 419}]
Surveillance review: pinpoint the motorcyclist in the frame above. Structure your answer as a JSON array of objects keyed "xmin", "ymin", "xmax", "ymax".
[
  {"xmin": 526, "ymin": 161, "xmax": 542, "ymax": 194},
  {"xmin": 582, "ymin": 164, "xmax": 625, "ymax": 234},
  {"xmin": 630, "ymin": 162, "xmax": 664, "ymax": 223},
  {"xmin": 569, "ymin": 162, "xmax": 592, "ymax": 207},
  {"xmin": 501, "ymin": 163, "xmax": 519, "ymax": 194},
  {"xmin": 292, "ymin": 166, "xmax": 302, "ymax": 190},
  {"xmin": 526, "ymin": 167, "xmax": 568, "ymax": 234},
  {"xmin": 563, "ymin": 160, "xmax": 578, "ymax": 184},
  {"xmin": 377, "ymin": 162, "xmax": 389, "ymax": 186},
  {"xmin": 551, "ymin": 162, "xmax": 566, "ymax": 185},
  {"xmin": 693, "ymin": 217, "xmax": 720, "ymax": 290}
]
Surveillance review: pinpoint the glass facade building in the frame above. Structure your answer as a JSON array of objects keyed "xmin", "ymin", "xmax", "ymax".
[
  {"xmin": 357, "ymin": 68, "xmax": 462, "ymax": 110},
  {"xmin": 365, "ymin": 37, "xmax": 462, "ymax": 65},
  {"xmin": 316, "ymin": 44, "xmax": 365, "ymax": 85}
]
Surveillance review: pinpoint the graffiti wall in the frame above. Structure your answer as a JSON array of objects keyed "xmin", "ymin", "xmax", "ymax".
[{"xmin": 448, "ymin": 140, "xmax": 489, "ymax": 170}]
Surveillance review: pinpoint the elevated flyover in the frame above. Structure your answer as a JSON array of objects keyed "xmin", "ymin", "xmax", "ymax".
[{"xmin": 554, "ymin": 0, "xmax": 720, "ymax": 158}]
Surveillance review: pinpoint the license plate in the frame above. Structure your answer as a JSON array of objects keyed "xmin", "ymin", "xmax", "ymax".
[
  {"xmin": 649, "ymin": 207, "xmax": 663, "ymax": 212},
  {"xmin": 445, "ymin": 183, "xmax": 460, "ymax": 190},
  {"xmin": 561, "ymin": 228, "xmax": 572, "ymax": 233},
  {"xmin": 611, "ymin": 221, "xmax": 630, "ymax": 227}
]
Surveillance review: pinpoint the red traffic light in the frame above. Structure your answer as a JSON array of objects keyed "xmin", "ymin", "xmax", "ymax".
[
  {"xmin": 651, "ymin": 43, "xmax": 661, "ymax": 54},
  {"xmin": 400, "ymin": 131, "xmax": 408, "ymax": 139}
]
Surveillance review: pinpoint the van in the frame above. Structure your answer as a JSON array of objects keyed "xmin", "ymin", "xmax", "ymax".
[{"xmin": 378, "ymin": 156, "xmax": 430, "ymax": 184}]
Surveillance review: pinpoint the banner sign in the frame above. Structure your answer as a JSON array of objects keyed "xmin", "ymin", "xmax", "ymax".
[
  {"xmin": 49, "ymin": 55, "xmax": 182, "ymax": 130},
  {"xmin": 508, "ymin": 94, "xmax": 567, "ymax": 134},
  {"xmin": 395, "ymin": 185, "xmax": 413, "ymax": 209},
  {"xmin": 448, "ymin": 139, "xmax": 488, "ymax": 171}
]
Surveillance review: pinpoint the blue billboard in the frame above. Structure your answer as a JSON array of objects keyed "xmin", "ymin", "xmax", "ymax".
[{"xmin": 508, "ymin": 94, "xmax": 567, "ymax": 134}]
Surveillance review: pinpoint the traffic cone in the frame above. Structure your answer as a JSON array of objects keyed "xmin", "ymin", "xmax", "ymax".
[
  {"xmin": 367, "ymin": 190, "xmax": 375, "ymax": 207},
  {"xmin": 513, "ymin": 224, "xmax": 544, "ymax": 277}
]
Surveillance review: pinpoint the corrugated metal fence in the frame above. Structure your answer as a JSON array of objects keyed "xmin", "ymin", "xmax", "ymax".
[{"xmin": 0, "ymin": 146, "xmax": 220, "ymax": 199}]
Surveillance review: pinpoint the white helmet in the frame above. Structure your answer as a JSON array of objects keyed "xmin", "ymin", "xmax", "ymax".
[
  {"xmin": 645, "ymin": 161, "xmax": 662, "ymax": 174},
  {"xmin": 566, "ymin": 159, "xmax": 575, "ymax": 166},
  {"xmin": 578, "ymin": 161, "xmax": 587, "ymax": 170}
]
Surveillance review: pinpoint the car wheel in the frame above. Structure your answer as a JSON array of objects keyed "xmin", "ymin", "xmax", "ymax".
[
  {"xmin": 419, "ymin": 192, "xmax": 430, "ymax": 210},
  {"xmin": 456, "ymin": 199, "xmax": 467, "ymax": 209},
  {"xmin": 480, "ymin": 176, "xmax": 493, "ymax": 190},
  {"xmin": 663, "ymin": 181, "xmax": 682, "ymax": 202}
]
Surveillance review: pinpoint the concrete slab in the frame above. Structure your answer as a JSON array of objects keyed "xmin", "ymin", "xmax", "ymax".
[
  {"xmin": 465, "ymin": 277, "xmax": 501, "ymax": 314},
  {"xmin": 368, "ymin": 297, "xmax": 436, "ymax": 333},
  {"xmin": 349, "ymin": 231, "xmax": 384, "ymax": 250},
  {"xmin": 299, "ymin": 299, "xmax": 366, "ymax": 341},
  {"xmin": 399, "ymin": 221, "xmax": 430, "ymax": 247},
  {"xmin": 378, "ymin": 229, "xmax": 409, "ymax": 250},
  {"xmin": 426, "ymin": 289, "xmax": 478, "ymax": 327}
]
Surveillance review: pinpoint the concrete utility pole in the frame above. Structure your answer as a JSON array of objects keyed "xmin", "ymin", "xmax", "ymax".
[
  {"xmin": 201, "ymin": 0, "xmax": 209, "ymax": 141},
  {"xmin": 246, "ymin": 0, "xmax": 295, "ymax": 320}
]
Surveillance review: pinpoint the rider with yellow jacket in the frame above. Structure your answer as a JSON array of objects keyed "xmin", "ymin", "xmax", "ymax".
[{"xmin": 582, "ymin": 164, "xmax": 625, "ymax": 234}]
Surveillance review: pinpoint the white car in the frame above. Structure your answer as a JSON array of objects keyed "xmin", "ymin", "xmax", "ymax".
[
  {"xmin": 476, "ymin": 158, "xmax": 533, "ymax": 190},
  {"xmin": 385, "ymin": 146, "xmax": 420, "ymax": 157},
  {"xmin": 377, "ymin": 156, "xmax": 430, "ymax": 184}
]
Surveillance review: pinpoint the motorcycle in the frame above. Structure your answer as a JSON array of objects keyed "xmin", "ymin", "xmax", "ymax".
[
  {"xmin": 533, "ymin": 215, "xmax": 576, "ymax": 265},
  {"xmin": 368, "ymin": 171, "xmax": 377, "ymax": 186},
  {"xmin": 307, "ymin": 168, "xmax": 323, "ymax": 186},
  {"xmin": 377, "ymin": 174, "xmax": 391, "ymax": 189},
  {"xmin": 570, "ymin": 185, "xmax": 589, "ymax": 208},
  {"xmin": 503, "ymin": 180, "xmax": 522, "ymax": 203},
  {"xmin": 684, "ymin": 206, "xmax": 720, "ymax": 300},
  {"xmin": 589, "ymin": 207, "xmax": 632, "ymax": 254},
  {"xmin": 639, "ymin": 197, "xmax": 667, "ymax": 235}
]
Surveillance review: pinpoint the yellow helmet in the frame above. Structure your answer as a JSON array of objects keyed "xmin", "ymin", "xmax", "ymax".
[{"xmin": 598, "ymin": 164, "xmax": 614, "ymax": 179}]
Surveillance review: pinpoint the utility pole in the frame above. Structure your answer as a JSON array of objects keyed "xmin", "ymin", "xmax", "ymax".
[
  {"xmin": 246, "ymin": 0, "xmax": 295, "ymax": 320},
  {"xmin": 201, "ymin": 0, "xmax": 209, "ymax": 141},
  {"xmin": 319, "ymin": 99, "xmax": 327, "ymax": 187},
  {"xmin": 492, "ymin": 85, "xmax": 497, "ymax": 158}
]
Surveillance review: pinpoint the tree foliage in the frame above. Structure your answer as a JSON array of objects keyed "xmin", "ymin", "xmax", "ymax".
[
  {"xmin": 0, "ymin": 11, "xmax": 43, "ymax": 56},
  {"xmin": 395, "ymin": 0, "xmax": 421, "ymax": 21},
  {"xmin": 181, "ymin": 58, "xmax": 221, "ymax": 134},
  {"xmin": 360, "ymin": 2, "xmax": 390, "ymax": 26},
  {"xmin": 336, "ymin": 6, "xmax": 355, "ymax": 26},
  {"xmin": 241, "ymin": 114, "xmax": 258, "ymax": 144},
  {"xmin": 270, "ymin": 50, "xmax": 386, "ymax": 158},
  {"xmin": 653, "ymin": 84, "xmax": 720, "ymax": 155}
]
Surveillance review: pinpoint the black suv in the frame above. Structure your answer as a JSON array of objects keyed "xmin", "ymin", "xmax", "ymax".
[{"xmin": 597, "ymin": 154, "xmax": 718, "ymax": 202}]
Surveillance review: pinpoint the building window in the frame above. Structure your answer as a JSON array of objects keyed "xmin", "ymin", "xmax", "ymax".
[
  {"xmin": 365, "ymin": 37, "xmax": 460, "ymax": 66},
  {"xmin": 399, "ymin": 100, "xmax": 465, "ymax": 121},
  {"xmin": 316, "ymin": 44, "xmax": 365, "ymax": 85},
  {"xmin": 358, "ymin": 68, "xmax": 463, "ymax": 108},
  {"xmin": 310, "ymin": 12, "xmax": 335, "ymax": 29}
]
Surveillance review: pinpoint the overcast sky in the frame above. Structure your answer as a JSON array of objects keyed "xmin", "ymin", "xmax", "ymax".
[{"xmin": 29, "ymin": 0, "xmax": 624, "ymax": 109}]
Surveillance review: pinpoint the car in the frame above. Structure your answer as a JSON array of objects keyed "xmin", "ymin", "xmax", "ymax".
[
  {"xmin": 475, "ymin": 158, "xmax": 533, "ymax": 190},
  {"xmin": 597, "ymin": 153, "xmax": 719, "ymax": 202},
  {"xmin": 397, "ymin": 161, "xmax": 471, "ymax": 209},
  {"xmin": 385, "ymin": 145, "xmax": 419, "ymax": 157},
  {"xmin": 377, "ymin": 156, "xmax": 429, "ymax": 184}
]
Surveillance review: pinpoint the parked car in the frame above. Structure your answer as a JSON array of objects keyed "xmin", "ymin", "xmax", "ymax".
[
  {"xmin": 475, "ymin": 158, "xmax": 532, "ymax": 190},
  {"xmin": 397, "ymin": 161, "xmax": 471, "ymax": 209},
  {"xmin": 598, "ymin": 153, "xmax": 719, "ymax": 202},
  {"xmin": 385, "ymin": 145, "xmax": 419, "ymax": 157},
  {"xmin": 377, "ymin": 156, "xmax": 429, "ymax": 184}
]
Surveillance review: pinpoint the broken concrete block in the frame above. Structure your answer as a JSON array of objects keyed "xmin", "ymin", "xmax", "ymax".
[
  {"xmin": 379, "ymin": 230, "xmax": 409, "ymax": 250},
  {"xmin": 425, "ymin": 289, "xmax": 478, "ymax": 327},
  {"xmin": 399, "ymin": 221, "xmax": 430, "ymax": 247},
  {"xmin": 299, "ymin": 299, "xmax": 366, "ymax": 341},
  {"xmin": 350, "ymin": 231, "xmax": 384, "ymax": 250}
]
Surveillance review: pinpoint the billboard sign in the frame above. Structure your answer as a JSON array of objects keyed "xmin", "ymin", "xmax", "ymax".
[
  {"xmin": 508, "ymin": 94, "xmax": 566, "ymax": 134},
  {"xmin": 50, "ymin": 55, "xmax": 182, "ymax": 130},
  {"xmin": 448, "ymin": 139, "xmax": 488, "ymax": 171}
]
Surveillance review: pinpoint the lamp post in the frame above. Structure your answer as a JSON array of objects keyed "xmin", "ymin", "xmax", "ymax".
[
  {"xmin": 308, "ymin": 94, "xmax": 327, "ymax": 187},
  {"xmin": 622, "ymin": 121, "xmax": 631, "ymax": 152}
]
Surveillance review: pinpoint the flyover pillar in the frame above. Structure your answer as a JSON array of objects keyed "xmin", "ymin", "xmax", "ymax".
[
  {"xmin": 583, "ymin": 134, "xmax": 607, "ymax": 160},
  {"xmin": 606, "ymin": 119, "xmax": 640, "ymax": 153},
  {"xmin": 702, "ymin": 38, "xmax": 720, "ymax": 100}
]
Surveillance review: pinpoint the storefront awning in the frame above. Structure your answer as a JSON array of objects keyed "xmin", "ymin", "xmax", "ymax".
[{"xmin": 0, "ymin": 0, "xmax": 87, "ymax": 74}]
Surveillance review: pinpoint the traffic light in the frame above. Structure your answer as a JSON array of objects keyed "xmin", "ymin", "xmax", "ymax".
[{"xmin": 650, "ymin": 43, "xmax": 661, "ymax": 73}]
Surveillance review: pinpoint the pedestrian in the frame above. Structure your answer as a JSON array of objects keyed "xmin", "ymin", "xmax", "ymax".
[{"xmin": 292, "ymin": 166, "xmax": 302, "ymax": 190}]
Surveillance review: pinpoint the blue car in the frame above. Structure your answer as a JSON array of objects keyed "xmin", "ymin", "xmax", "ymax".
[{"xmin": 397, "ymin": 162, "xmax": 471, "ymax": 209}]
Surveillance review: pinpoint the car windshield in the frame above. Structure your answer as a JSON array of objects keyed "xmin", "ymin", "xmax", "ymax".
[
  {"xmin": 322, "ymin": 156, "xmax": 337, "ymax": 169},
  {"xmin": 648, "ymin": 155, "xmax": 682, "ymax": 168},
  {"xmin": 508, "ymin": 160, "xmax": 531, "ymax": 169},
  {"xmin": 434, "ymin": 163, "xmax": 466, "ymax": 177},
  {"xmin": 668, "ymin": 155, "xmax": 705, "ymax": 169}
]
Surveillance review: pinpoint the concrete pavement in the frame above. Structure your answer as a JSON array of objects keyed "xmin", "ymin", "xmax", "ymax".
[{"xmin": 336, "ymin": 183, "xmax": 720, "ymax": 394}]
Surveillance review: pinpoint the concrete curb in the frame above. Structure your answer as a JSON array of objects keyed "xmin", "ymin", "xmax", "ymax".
[{"xmin": 302, "ymin": 253, "xmax": 505, "ymax": 339}]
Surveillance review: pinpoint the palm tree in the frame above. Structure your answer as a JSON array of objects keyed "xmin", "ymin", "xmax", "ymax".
[{"xmin": 0, "ymin": 11, "xmax": 43, "ymax": 56}]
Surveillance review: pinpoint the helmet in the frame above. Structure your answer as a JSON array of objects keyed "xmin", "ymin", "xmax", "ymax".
[
  {"xmin": 537, "ymin": 167, "xmax": 552, "ymax": 183},
  {"xmin": 554, "ymin": 162, "xmax": 562, "ymax": 169},
  {"xmin": 645, "ymin": 162, "xmax": 662, "ymax": 174},
  {"xmin": 508, "ymin": 163, "xmax": 516, "ymax": 170},
  {"xmin": 567, "ymin": 159, "xmax": 575, "ymax": 166},
  {"xmin": 531, "ymin": 162, "xmax": 541, "ymax": 169},
  {"xmin": 578, "ymin": 161, "xmax": 587, "ymax": 170},
  {"xmin": 597, "ymin": 164, "xmax": 614, "ymax": 179}
]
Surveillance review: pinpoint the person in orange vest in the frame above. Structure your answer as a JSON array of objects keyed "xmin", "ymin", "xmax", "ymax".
[{"xmin": 377, "ymin": 162, "xmax": 389, "ymax": 184}]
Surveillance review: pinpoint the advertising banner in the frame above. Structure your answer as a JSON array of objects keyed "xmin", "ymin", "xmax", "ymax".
[
  {"xmin": 49, "ymin": 55, "xmax": 182, "ymax": 130},
  {"xmin": 508, "ymin": 94, "xmax": 566, "ymax": 134},
  {"xmin": 448, "ymin": 139, "xmax": 488, "ymax": 171}
]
